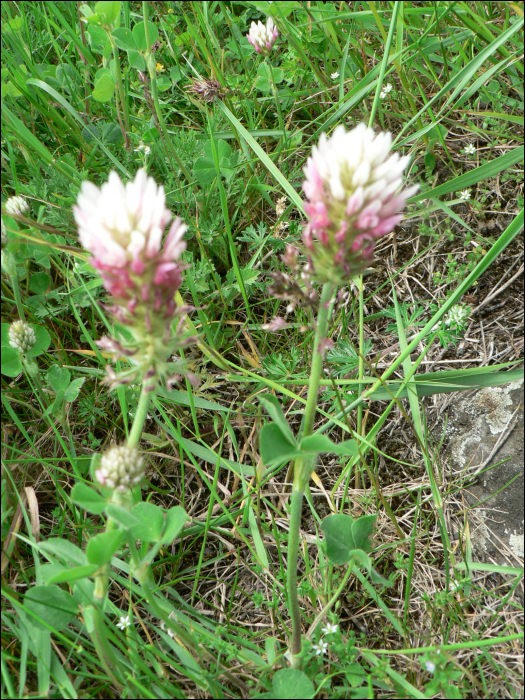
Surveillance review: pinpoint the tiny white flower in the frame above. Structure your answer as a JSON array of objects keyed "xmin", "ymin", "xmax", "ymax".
[
  {"xmin": 134, "ymin": 143, "xmax": 151, "ymax": 155},
  {"xmin": 380, "ymin": 83, "xmax": 393, "ymax": 99},
  {"xmin": 116, "ymin": 615, "xmax": 131, "ymax": 630},
  {"xmin": 312, "ymin": 639, "xmax": 329, "ymax": 655},
  {"xmin": 425, "ymin": 661, "xmax": 436, "ymax": 673},
  {"xmin": 321, "ymin": 622, "xmax": 339, "ymax": 635},
  {"xmin": 463, "ymin": 144, "xmax": 476, "ymax": 155},
  {"xmin": 331, "ymin": 71, "xmax": 340, "ymax": 80},
  {"xmin": 459, "ymin": 189, "xmax": 471, "ymax": 201}
]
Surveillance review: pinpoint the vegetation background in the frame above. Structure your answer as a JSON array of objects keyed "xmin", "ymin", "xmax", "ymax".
[{"xmin": 1, "ymin": 1, "xmax": 523, "ymax": 698}]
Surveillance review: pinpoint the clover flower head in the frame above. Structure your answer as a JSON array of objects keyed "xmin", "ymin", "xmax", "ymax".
[
  {"xmin": 5, "ymin": 195, "xmax": 29, "ymax": 216},
  {"xmin": 74, "ymin": 169, "xmax": 187, "ymax": 319},
  {"xmin": 459, "ymin": 189, "xmax": 471, "ymax": 201},
  {"xmin": 301, "ymin": 123, "xmax": 418, "ymax": 283},
  {"xmin": 463, "ymin": 144, "xmax": 476, "ymax": 155},
  {"xmin": 321, "ymin": 622, "xmax": 339, "ymax": 635},
  {"xmin": 444, "ymin": 304, "xmax": 470, "ymax": 330},
  {"xmin": 116, "ymin": 615, "xmax": 132, "ymax": 630},
  {"xmin": 8, "ymin": 320, "xmax": 36, "ymax": 354},
  {"xmin": 312, "ymin": 640, "xmax": 329, "ymax": 655},
  {"xmin": 247, "ymin": 16, "xmax": 278, "ymax": 55},
  {"xmin": 95, "ymin": 445, "xmax": 144, "ymax": 493}
]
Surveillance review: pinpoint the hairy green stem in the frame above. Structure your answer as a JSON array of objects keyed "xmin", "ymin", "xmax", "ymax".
[
  {"xmin": 9, "ymin": 272, "xmax": 25, "ymax": 321},
  {"xmin": 287, "ymin": 282, "xmax": 334, "ymax": 667},
  {"xmin": 128, "ymin": 386, "xmax": 151, "ymax": 448}
]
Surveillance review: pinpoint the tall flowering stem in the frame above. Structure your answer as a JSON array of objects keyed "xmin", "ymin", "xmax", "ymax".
[
  {"xmin": 277, "ymin": 124, "xmax": 415, "ymax": 667},
  {"xmin": 287, "ymin": 282, "xmax": 333, "ymax": 667}
]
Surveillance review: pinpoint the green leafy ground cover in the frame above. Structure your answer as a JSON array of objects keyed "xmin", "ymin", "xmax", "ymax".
[{"xmin": 1, "ymin": 1, "xmax": 524, "ymax": 698}]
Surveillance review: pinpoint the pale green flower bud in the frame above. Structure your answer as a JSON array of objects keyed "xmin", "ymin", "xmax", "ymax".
[
  {"xmin": 95, "ymin": 445, "xmax": 144, "ymax": 493},
  {"xmin": 8, "ymin": 321, "xmax": 36, "ymax": 353}
]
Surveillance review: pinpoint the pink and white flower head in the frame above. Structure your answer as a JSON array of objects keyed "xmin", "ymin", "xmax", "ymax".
[
  {"xmin": 302, "ymin": 123, "xmax": 418, "ymax": 283},
  {"xmin": 74, "ymin": 169, "xmax": 187, "ymax": 318},
  {"xmin": 247, "ymin": 16, "xmax": 278, "ymax": 55}
]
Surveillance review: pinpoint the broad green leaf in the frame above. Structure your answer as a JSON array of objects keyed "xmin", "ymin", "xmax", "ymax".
[
  {"xmin": 127, "ymin": 49, "xmax": 145, "ymax": 70},
  {"xmin": 100, "ymin": 122, "xmax": 123, "ymax": 145},
  {"xmin": 259, "ymin": 423, "xmax": 296, "ymax": 466},
  {"xmin": 258, "ymin": 394, "xmax": 296, "ymax": 444},
  {"xmin": 47, "ymin": 365, "xmax": 70, "ymax": 392},
  {"xmin": 272, "ymin": 668, "xmax": 315, "ymax": 699},
  {"xmin": 92, "ymin": 1, "xmax": 121, "ymax": 26},
  {"xmin": 160, "ymin": 506, "xmax": 189, "ymax": 545},
  {"xmin": 29, "ymin": 272, "xmax": 50, "ymax": 294},
  {"xmin": 1, "ymin": 347, "xmax": 22, "ymax": 376},
  {"xmin": 92, "ymin": 72, "xmax": 115, "ymax": 102},
  {"xmin": 64, "ymin": 377, "xmax": 85, "ymax": 403},
  {"xmin": 71, "ymin": 482, "xmax": 107, "ymax": 514},
  {"xmin": 300, "ymin": 434, "xmax": 358, "ymax": 457},
  {"xmin": 86, "ymin": 530, "xmax": 124, "ymax": 565},
  {"xmin": 39, "ymin": 538, "xmax": 86, "ymax": 566},
  {"xmin": 157, "ymin": 75, "xmax": 172, "ymax": 92},
  {"xmin": 351, "ymin": 514, "xmax": 377, "ymax": 552},
  {"xmin": 132, "ymin": 20, "xmax": 158, "ymax": 52},
  {"xmin": 47, "ymin": 564, "xmax": 99, "ymax": 584},
  {"xmin": 111, "ymin": 26, "xmax": 136, "ymax": 51},
  {"xmin": 29, "ymin": 325, "xmax": 51, "ymax": 357},
  {"xmin": 130, "ymin": 502, "xmax": 164, "ymax": 542},
  {"xmin": 105, "ymin": 503, "xmax": 141, "ymax": 529},
  {"xmin": 23, "ymin": 585, "xmax": 78, "ymax": 631},
  {"xmin": 322, "ymin": 513, "xmax": 356, "ymax": 564}
]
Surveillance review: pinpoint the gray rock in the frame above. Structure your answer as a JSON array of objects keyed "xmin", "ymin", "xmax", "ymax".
[{"xmin": 444, "ymin": 380, "xmax": 523, "ymax": 564}]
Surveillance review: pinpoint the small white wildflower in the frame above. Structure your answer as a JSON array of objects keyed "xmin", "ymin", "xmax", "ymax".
[
  {"xmin": 331, "ymin": 71, "xmax": 340, "ymax": 80},
  {"xmin": 116, "ymin": 615, "xmax": 131, "ymax": 630},
  {"xmin": 425, "ymin": 661, "xmax": 436, "ymax": 673},
  {"xmin": 463, "ymin": 144, "xmax": 476, "ymax": 155},
  {"xmin": 380, "ymin": 83, "xmax": 393, "ymax": 98},
  {"xmin": 459, "ymin": 189, "xmax": 471, "ymax": 201},
  {"xmin": 286, "ymin": 303, "xmax": 294, "ymax": 314},
  {"xmin": 312, "ymin": 640, "xmax": 329, "ymax": 655},
  {"xmin": 160, "ymin": 620, "xmax": 176, "ymax": 638},
  {"xmin": 321, "ymin": 622, "xmax": 339, "ymax": 635},
  {"xmin": 134, "ymin": 143, "xmax": 151, "ymax": 155},
  {"xmin": 5, "ymin": 195, "xmax": 29, "ymax": 216}
]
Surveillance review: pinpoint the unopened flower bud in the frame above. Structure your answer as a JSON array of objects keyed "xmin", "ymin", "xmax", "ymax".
[
  {"xmin": 247, "ymin": 17, "xmax": 278, "ymax": 55},
  {"xmin": 8, "ymin": 321, "xmax": 36, "ymax": 353},
  {"xmin": 95, "ymin": 445, "xmax": 144, "ymax": 493},
  {"xmin": 4, "ymin": 196, "xmax": 29, "ymax": 216},
  {"xmin": 1, "ymin": 218, "xmax": 6, "ymax": 248}
]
